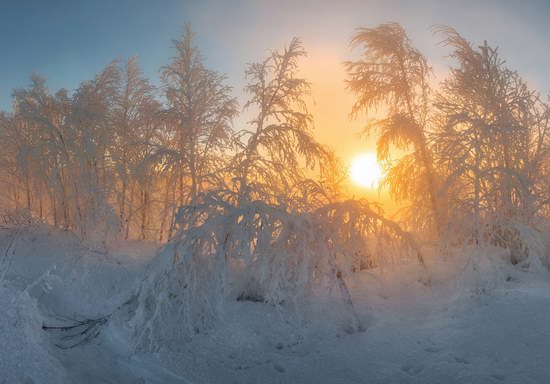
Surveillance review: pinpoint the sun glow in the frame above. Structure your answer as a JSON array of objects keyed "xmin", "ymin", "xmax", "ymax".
[{"xmin": 349, "ymin": 153, "xmax": 383, "ymax": 189}]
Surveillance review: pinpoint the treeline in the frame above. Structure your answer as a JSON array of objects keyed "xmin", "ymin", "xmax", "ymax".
[
  {"xmin": 345, "ymin": 24, "xmax": 549, "ymax": 265},
  {"xmin": 0, "ymin": 28, "xmax": 340, "ymax": 243},
  {"xmin": 0, "ymin": 23, "xmax": 549, "ymax": 264}
]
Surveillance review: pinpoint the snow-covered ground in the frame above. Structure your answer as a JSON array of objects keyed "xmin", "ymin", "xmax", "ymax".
[{"xmin": 2, "ymin": 224, "xmax": 550, "ymax": 383}]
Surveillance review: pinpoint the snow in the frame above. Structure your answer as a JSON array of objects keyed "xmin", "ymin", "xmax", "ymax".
[
  {"xmin": 2, "ymin": 224, "xmax": 550, "ymax": 383},
  {"xmin": 0, "ymin": 285, "xmax": 66, "ymax": 383}
]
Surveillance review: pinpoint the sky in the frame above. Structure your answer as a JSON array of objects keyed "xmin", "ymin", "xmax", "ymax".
[{"xmin": 1, "ymin": 0, "xmax": 549, "ymax": 199}]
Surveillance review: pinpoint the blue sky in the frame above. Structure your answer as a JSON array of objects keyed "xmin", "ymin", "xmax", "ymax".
[
  {"xmin": 0, "ymin": 0, "xmax": 201, "ymax": 109},
  {"xmin": 1, "ymin": 0, "xmax": 549, "ymax": 110}
]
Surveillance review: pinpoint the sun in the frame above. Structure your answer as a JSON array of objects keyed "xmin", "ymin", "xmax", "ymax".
[{"xmin": 349, "ymin": 153, "xmax": 383, "ymax": 189}]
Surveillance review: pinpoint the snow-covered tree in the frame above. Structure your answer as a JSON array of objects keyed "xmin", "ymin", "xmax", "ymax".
[
  {"xmin": 66, "ymin": 61, "xmax": 122, "ymax": 240},
  {"xmin": 111, "ymin": 57, "xmax": 160, "ymax": 239},
  {"xmin": 10, "ymin": 76, "xmax": 81, "ymax": 231},
  {"xmin": 344, "ymin": 23, "xmax": 441, "ymax": 232},
  {"xmin": 159, "ymin": 25, "xmax": 238, "ymax": 206},
  {"xmin": 233, "ymin": 37, "xmax": 329, "ymax": 205},
  {"xmin": 434, "ymin": 27, "xmax": 550, "ymax": 268},
  {"xmin": 0, "ymin": 112, "xmax": 23, "ymax": 211},
  {"xmin": 127, "ymin": 188, "xmax": 430, "ymax": 349}
]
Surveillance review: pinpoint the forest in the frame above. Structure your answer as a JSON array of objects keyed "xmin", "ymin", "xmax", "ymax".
[{"xmin": 1, "ymin": 21, "xmax": 550, "ymax": 383}]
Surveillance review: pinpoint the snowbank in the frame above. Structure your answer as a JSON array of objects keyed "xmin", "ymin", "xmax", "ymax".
[
  {"xmin": 0, "ymin": 286, "xmax": 66, "ymax": 383},
  {"xmin": 2, "ymin": 225, "xmax": 550, "ymax": 383}
]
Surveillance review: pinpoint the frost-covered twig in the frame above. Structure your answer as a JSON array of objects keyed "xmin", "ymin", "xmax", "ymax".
[{"xmin": 42, "ymin": 315, "xmax": 111, "ymax": 349}]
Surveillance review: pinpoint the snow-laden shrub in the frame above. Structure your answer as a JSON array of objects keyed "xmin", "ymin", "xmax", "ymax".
[
  {"xmin": 488, "ymin": 218, "xmax": 550, "ymax": 271},
  {"xmin": 453, "ymin": 245, "xmax": 507, "ymax": 297},
  {"xmin": 127, "ymin": 193, "xmax": 426, "ymax": 350},
  {"xmin": 442, "ymin": 214, "xmax": 550, "ymax": 296},
  {"xmin": 0, "ymin": 207, "xmax": 37, "ymax": 229},
  {"xmin": 80, "ymin": 202, "xmax": 121, "ymax": 254}
]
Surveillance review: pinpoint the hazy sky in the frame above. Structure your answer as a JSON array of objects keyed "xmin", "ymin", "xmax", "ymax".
[{"xmin": 1, "ymin": 0, "xmax": 549, "ymax": 197}]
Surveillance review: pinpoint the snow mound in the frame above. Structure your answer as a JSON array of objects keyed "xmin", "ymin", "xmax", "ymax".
[{"xmin": 0, "ymin": 286, "xmax": 66, "ymax": 383}]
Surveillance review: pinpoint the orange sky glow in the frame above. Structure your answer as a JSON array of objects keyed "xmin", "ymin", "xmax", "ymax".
[{"xmin": 208, "ymin": 1, "xmax": 550, "ymax": 213}]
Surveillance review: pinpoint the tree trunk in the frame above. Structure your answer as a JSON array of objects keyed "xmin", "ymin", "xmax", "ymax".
[
  {"xmin": 25, "ymin": 170, "xmax": 31, "ymax": 211},
  {"xmin": 12, "ymin": 174, "xmax": 20, "ymax": 209},
  {"xmin": 39, "ymin": 182, "xmax": 43, "ymax": 220},
  {"xmin": 119, "ymin": 180, "xmax": 127, "ymax": 234},
  {"xmin": 52, "ymin": 194, "xmax": 58, "ymax": 227},
  {"xmin": 140, "ymin": 189, "xmax": 148, "ymax": 240},
  {"xmin": 158, "ymin": 173, "xmax": 173, "ymax": 242},
  {"xmin": 125, "ymin": 184, "xmax": 135, "ymax": 240}
]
